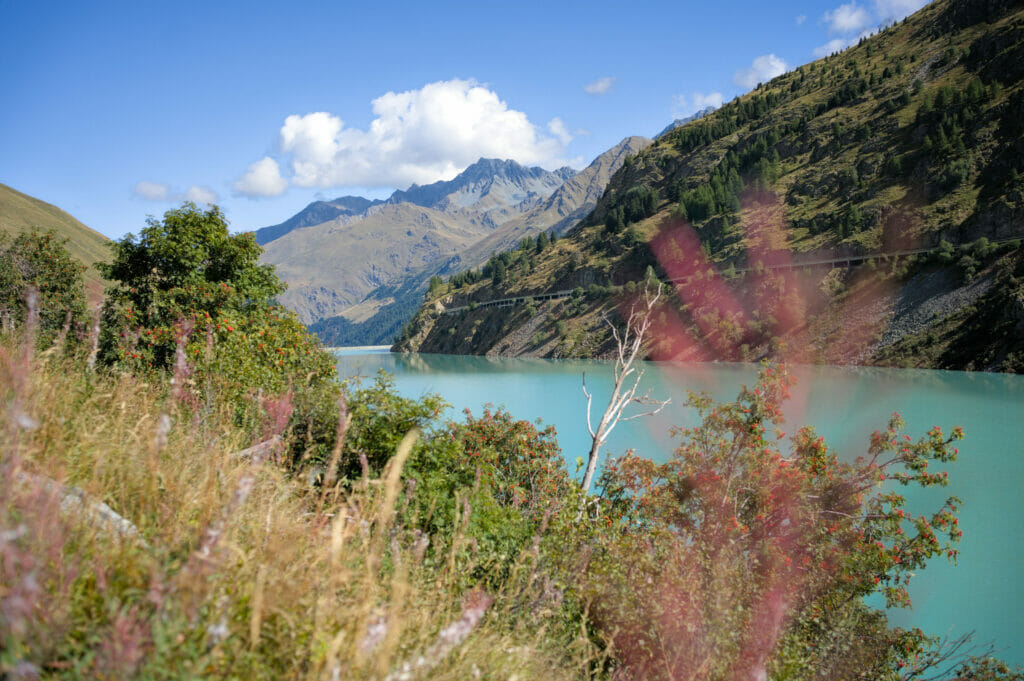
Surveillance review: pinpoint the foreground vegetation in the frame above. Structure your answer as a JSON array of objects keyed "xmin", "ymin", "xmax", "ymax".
[{"xmin": 2, "ymin": 206, "xmax": 1021, "ymax": 679}]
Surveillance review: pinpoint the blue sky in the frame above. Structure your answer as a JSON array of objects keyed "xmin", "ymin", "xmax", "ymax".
[{"xmin": 1, "ymin": 0, "xmax": 929, "ymax": 239}]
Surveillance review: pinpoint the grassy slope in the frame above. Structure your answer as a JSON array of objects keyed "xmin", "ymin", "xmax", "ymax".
[
  {"xmin": 0, "ymin": 182, "xmax": 109, "ymax": 302},
  {"xmin": 398, "ymin": 0, "xmax": 1024, "ymax": 371}
]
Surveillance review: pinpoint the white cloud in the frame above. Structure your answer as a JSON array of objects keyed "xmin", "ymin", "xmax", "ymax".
[
  {"xmin": 276, "ymin": 79, "xmax": 570, "ymax": 189},
  {"xmin": 134, "ymin": 181, "xmax": 169, "ymax": 201},
  {"xmin": 873, "ymin": 0, "xmax": 928, "ymax": 21},
  {"xmin": 233, "ymin": 157, "xmax": 288, "ymax": 197},
  {"xmin": 184, "ymin": 185, "xmax": 218, "ymax": 204},
  {"xmin": 671, "ymin": 91, "xmax": 724, "ymax": 119},
  {"xmin": 734, "ymin": 54, "xmax": 789, "ymax": 90},
  {"xmin": 583, "ymin": 76, "xmax": 616, "ymax": 95},
  {"xmin": 796, "ymin": 14, "xmax": 807, "ymax": 25},
  {"xmin": 824, "ymin": 2, "xmax": 872, "ymax": 33},
  {"xmin": 813, "ymin": 37, "xmax": 853, "ymax": 57},
  {"xmin": 547, "ymin": 117, "xmax": 573, "ymax": 146},
  {"xmin": 280, "ymin": 113, "xmax": 340, "ymax": 169},
  {"xmin": 693, "ymin": 92, "xmax": 725, "ymax": 112},
  {"xmin": 134, "ymin": 181, "xmax": 221, "ymax": 204}
]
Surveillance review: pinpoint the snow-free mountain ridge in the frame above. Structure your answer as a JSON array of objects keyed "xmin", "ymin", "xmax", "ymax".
[{"xmin": 256, "ymin": 137, "xmax": 651, "ymax": 344}]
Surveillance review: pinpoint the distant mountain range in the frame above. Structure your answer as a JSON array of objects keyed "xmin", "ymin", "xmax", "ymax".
[
  {"xmin": 655, "ymin": 105, "xmax": 717, "ymax": 138},
  {"xmin": 255, "ymin": 136, "xmax": 651, "ymax": 344},
  {"xmin": 255, "ymin": 196, "xmax": 382, "ymax": 245}
]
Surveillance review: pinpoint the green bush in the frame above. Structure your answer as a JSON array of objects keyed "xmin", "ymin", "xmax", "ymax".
[
  {"xmin": 958, "ymin": 254, "xmax": 980, "ymax": 281},
  {"xmin": 342, "ymin": 372, "xmax": 447, "ymax": 480},
  {"xmin": 938, "ymin": 158, "xmax": 971, "ymax": 190},
  {"xmin": 98, "ymin": 203, "xmax": 284, "ymax": 368},
  {"xmin": 935, "ymin": 239, "xmax": 956, "ymax": 264},
  {"xmin": 189, "ymin": 305, "xmax": 341, "ymax": 465},
  {"xmin": 586, "ymin": 365, "xmax": 966, "ymax": 680},
  {"xmin": 402, "ymin": 406, "xmax": 575, "ymax": 586},
  {"xmin": 97, "ymin": 202, "xmax": 342, "ymax": 465},
  {"xmin": 0, "ymin": 230, "xmax": 88, "ymax": 348}
]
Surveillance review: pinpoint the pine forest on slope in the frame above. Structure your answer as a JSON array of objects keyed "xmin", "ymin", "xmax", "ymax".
[{"xmin": 396, "ymin": 0, "xmax": 1024, "ymax": 373}]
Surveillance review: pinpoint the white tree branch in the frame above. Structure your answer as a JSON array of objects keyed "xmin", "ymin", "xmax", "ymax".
[{"xmin": 580, "ymin": 282, "xmax": 669, "ymax": 493}]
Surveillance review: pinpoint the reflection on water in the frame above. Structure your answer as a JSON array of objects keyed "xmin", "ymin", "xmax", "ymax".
[{"xmin": 335, "ymin": 350, "xmax": 1024, "ymax": 664}]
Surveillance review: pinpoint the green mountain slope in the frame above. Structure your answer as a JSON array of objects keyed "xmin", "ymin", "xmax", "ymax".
[
  {"xmin": 396, "ymin": 0, "xmax": 1024, "ymax": 372},
  {"xmin": 0, "ymin": 182, "xmax": 109, "ymax": 302}
]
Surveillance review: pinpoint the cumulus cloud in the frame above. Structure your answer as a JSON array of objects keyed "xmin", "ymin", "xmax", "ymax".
[
  {"xmin": 671, "ymin": 91, "xmax": 724, "ymax": 119},
  {"xmin": 824, "ymin": 2, "xmax": 873, "ymax": 33},
  {"xmin": 134, "ymin": 181, "xmax": 169, "ymax": 201},
  {"xmin": 233, "ymin": 157, "xmax": 288, "ymax": 197},
  {"xmin": 547, "ymin": 117, "xmax": 573, "ymax": 146},
  {"xmin": 734, "ymin": 54, "xmax": 789, "ymax": 90},
  {"xmin": 873, "ymin": 0, "xmax": 928, "ymax": 22},
  {"xmin": 584, "ymin": 76, "xmax": 616, "ymax": 95},
  {"xmin": 276, "ymin": 79, "xmax": 570, "ymax": 189},
  {"xmin": 813, "ymin": 37, "xmax": 853, "ymax": 57},
  {"xmin": 796, "ymin": 14, "xmax": 807, "ymax": 25},
  {"xmin": 184, "ymin": 185, "xmax": 218, "ymax": 204}
]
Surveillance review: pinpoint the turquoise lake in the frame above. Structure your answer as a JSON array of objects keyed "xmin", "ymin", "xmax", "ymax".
[{"xmin": 335, "ymin": 348, "xmax": 1024, "ymax": 665}]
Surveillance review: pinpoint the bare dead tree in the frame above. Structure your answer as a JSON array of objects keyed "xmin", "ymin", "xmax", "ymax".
[{"xmin": 580, "ymin": 282, "xmax": 670, "ymax": 493}]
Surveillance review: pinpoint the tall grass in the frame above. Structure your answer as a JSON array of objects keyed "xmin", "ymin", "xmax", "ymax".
[{"xmin": 0, "ymin": 334, "xmax": 595, "ymax": 679}]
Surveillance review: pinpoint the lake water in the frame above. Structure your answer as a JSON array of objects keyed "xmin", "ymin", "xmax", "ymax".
[{"xmin": 335, "ymin": 348, "xmax": 1024, "ymax": 665}]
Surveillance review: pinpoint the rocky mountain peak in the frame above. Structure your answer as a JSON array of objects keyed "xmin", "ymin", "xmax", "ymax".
[
  {"xmin": 254, "ymin": 195, "xmax": 383, "ymax": 245},
  {"xmin": 388, "ymin": 158, "xmax": 573, "ymax": 210},
  {"xmin": 655, "ymin": 105, "xmax": 718, "ymax": 138}
]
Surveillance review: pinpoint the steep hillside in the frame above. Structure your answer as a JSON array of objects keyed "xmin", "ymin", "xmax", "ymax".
[
  {"xmin": 396, "ymin": 0, "xmax": 1024, "ymax": 372},
  {"xmin": 308, "ymin": 137, "xmax": 651, "ymax": 345},
  {"xmin": 0, "ymin": 182, "xmax": 109, "ymax": 302},
  {"xmin": 262, "ymin": 202, "xmax": 484, "ymax": 323}
]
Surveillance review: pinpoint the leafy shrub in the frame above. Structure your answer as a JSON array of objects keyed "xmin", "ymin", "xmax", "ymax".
[
  {"xmin": 98, "ymin": 203, "xmax": 284, "ymax": 369},
  {"xmin": 938, "ymin": 158, "xmax": 971, "ymax": 190},
  {"xmin": 97, "ymin": 202, "xmax": 342, "ymax": 465},
  {"xmin": 189, "ymin": 305, "xmax": 341, "ymax": 464},
  {"xmin": 0, "ymin": 230, "xmax": 87, "ymax": 348},
  {"xmin": 342, "ymin": 372, "xmax": 446, "ymax": 480},
  {"xmin": 584, "ymin": 365, "xmax": 965, "ymax": 680},
  {"xmin": 935, "ymin": 239, "xmax": 957, "ymax": 265},
  {"xmin": 402, "ymin": 406, "xmax": 575, "ymax": 586},
  {"xmin": 958, "ymin": 254, "xmax": 980, "ymax": 281},
  {"xmin": 969, "ymin": 236, "xmax": 997, "ymax": 259}
]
